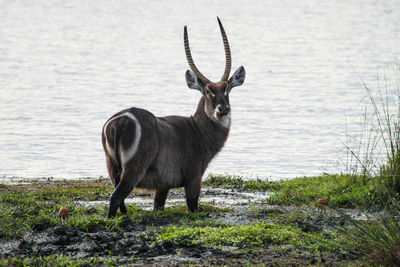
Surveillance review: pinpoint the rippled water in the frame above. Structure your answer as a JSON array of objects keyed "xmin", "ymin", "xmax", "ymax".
[{"xmin": 1, "ymin": 0, "xmax": 400, "ymax": 179}]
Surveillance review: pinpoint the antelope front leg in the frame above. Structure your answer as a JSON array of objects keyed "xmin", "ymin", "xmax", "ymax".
[
  {"xmin": 184, "ymin": 178, "xmax": 201, "ymax": 212},
  {"xmin": 153, "ymin": 188, "xmax": 169, "ymax": 211}
]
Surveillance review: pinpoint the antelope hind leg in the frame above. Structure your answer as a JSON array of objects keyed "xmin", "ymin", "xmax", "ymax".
[
  {"xmin": 105, "ymin": 156, "xmax": 128, "ymax": 214},
  {"xmin": 108, "ymin": 168, "xmax": 145, "ymax": 218}
]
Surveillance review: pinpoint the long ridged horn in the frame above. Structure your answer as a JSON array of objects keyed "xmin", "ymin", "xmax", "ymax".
[
  {"xmin": 184, "ymin": 25, "xmax": 211, "ymax": 85},
  {"xmin": 217, "ymin": 17, "xmax": 231, "ymax": 81}
]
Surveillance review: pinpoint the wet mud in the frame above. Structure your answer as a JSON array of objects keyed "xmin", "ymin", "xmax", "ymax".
[{"xmin": 0, "ymin": 186, "xmax": 350, "ymax": 266}]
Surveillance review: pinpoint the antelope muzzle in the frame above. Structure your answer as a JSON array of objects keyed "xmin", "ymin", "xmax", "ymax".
[{"xmin": 215, "ymin": 104, "xmax": 230, "ymax": 119}]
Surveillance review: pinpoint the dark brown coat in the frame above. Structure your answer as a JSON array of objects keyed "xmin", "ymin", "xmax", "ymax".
[{"xmin": 102, "ymin": 18, "xmax": 245, "ymax": 217}]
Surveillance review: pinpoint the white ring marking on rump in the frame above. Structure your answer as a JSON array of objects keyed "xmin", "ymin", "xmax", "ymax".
[
  {"xmin": 103, "ymin": 112, "xmax": 142, "ymax": 164},
  {"xmin": 119, "ymin": 113, "xmax": 142, "ymax": 165},
  {"xmin": 103, "ymin": 115, "xmax": 123, "ymax": 161}
]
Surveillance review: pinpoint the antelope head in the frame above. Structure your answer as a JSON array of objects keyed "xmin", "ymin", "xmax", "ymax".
[{"xmin": 184, "ymin": 17, "xmax": 246, "ymax": 123}]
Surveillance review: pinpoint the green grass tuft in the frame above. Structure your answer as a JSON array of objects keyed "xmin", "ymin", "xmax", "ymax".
[
  {"xmin": 334, "ymin": 60, "xmax": 400, "ymax": 265},
  {"xmin": 154, "ymin": 220, "xmax": 339, "ymax": 253},
  {"xmin": 203, "ymin": 174, "xmax": 272, "ymax": 191},
  {"xmin": 267, "ymin": 174, "xmax": 378, "ymax": 208},
  {"xmin": 155, "ymin": 221, "xmax": 298, "ymax": 247},
  {"xmin": 333, "ymin": 207, "xmax": 400, "ymax": 265},
  {"xmin": 0, "ymin": 253, "xmax": 120, "ymax": 267},
  {"xmin": 0, "ymin": 180, "xmax": 114, "ymax": 238},
  {"xmin": 204, "ymin": 173, "xmax": 379, "ymax": 209}
]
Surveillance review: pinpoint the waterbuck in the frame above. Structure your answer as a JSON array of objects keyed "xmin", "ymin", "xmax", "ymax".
[{"xmin": 102, "ymin": 17, "xmax": 245, "ymax": 218}]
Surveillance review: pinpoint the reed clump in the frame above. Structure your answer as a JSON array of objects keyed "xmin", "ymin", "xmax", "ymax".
[{"xmin": 338, "ymin": 60, "xmax": 400, "ymax": 265}]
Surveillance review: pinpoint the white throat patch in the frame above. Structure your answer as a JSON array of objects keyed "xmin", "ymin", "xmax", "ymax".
[
  {"xmin": 204, "ymin": 103, "xmax": 231, "ymax": 129},
  {"xmin": 218, "ymin": 112, "xmax": 231, "ymax": 128}
]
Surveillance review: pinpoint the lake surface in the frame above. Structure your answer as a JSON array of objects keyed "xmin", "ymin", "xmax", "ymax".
[{"xmin": 1, "ymin": 0, "xmax": 400, "ymax": 180}]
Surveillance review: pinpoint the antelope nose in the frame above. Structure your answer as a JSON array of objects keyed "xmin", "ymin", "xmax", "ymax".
[{"xmin": 217, "ymin": 105, "xmax": 230, "ymax": 115}]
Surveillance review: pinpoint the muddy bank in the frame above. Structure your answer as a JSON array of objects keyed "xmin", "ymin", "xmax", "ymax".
[
  {"xmin": 1, "ymin": 224, "xmax": 346, "ymax": 266},
  {"xmin": 0, "ymin": 179, "xmax": 354, "ymax": 266}
]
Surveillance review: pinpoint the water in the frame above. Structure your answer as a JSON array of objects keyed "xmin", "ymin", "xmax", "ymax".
[{"xmin": 1, "ymin": 0, "xmax": 399, "ymax": 179}]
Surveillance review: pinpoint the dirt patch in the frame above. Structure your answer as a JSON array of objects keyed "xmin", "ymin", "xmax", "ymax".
[
  {"xmin": 1, "ymin": 184, "xmax": 354, "ymax": 266},
  {"xmin": 1, "ymin": 223, "xmax": 346, "ymax": 266}
]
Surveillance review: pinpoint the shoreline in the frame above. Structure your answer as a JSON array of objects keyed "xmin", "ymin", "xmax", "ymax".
[{"xmin": 0, "ymin": 174, "xmax": 379, "ymax": 265}]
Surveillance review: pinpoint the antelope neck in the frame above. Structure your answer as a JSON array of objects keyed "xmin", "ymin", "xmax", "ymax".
[{"xmin": 191, "ymin": 97, "xmax": 230, "ymax": 150}]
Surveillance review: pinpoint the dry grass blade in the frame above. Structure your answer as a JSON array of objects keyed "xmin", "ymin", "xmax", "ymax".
[{"xmin": 335, "ymin": 60, "xmax": 400, "ymax": 265}]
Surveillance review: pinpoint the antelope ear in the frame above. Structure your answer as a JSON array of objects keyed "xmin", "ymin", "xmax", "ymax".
[
  {"xmin": 227, "ymin": 66, "xmax": 245, "ymax": 92},
  {"xmin": 185, "ymin": 70, "xmax": 204, "ymax": 92}
]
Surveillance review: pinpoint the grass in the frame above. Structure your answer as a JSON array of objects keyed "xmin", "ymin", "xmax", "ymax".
[
  {"xmin": 331, "ymin": 60, "xmax": 400, "ymax": 265},
  {"xmin": 155, "ymin": 221, "xmax": 299, "ymax": 247},
  {"xmin": 203, "ymin": 173, "xmax": 272, "ymax": 191},
  {"xmin": 333, "ymin": 207, "xmax": 400, "ymax": 266},
  {"xmin": 204, "ymin": 173, "xmax": 378, "ymax": 209},
  {"xmin": 0, "ymin": 177, "xmax": 350, "ymax": 265},
  {"xmin": 0, "ymin": 253, "xmax": 123, "ymax": 267},
  {"xmin": 266, "ymin": 174, "xmax": 378, "ymax": 208},
  {"xmin": 0, "ymin": 173, "xmax": 393, "ymax": 265},
  {"xmin": 0, "ymin": 179, "xmax": 116, "ymax": 238},
  {"xmin": 0, "ymin": 178, "xmax": 232, "ymax": 238},
  {"xmin": 125, "ymin": 202, "xmax": 226, "ymax": 228},
  {"xmin": 154, "ymin": 220, "xmax": 339, "ymax": 253}
]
